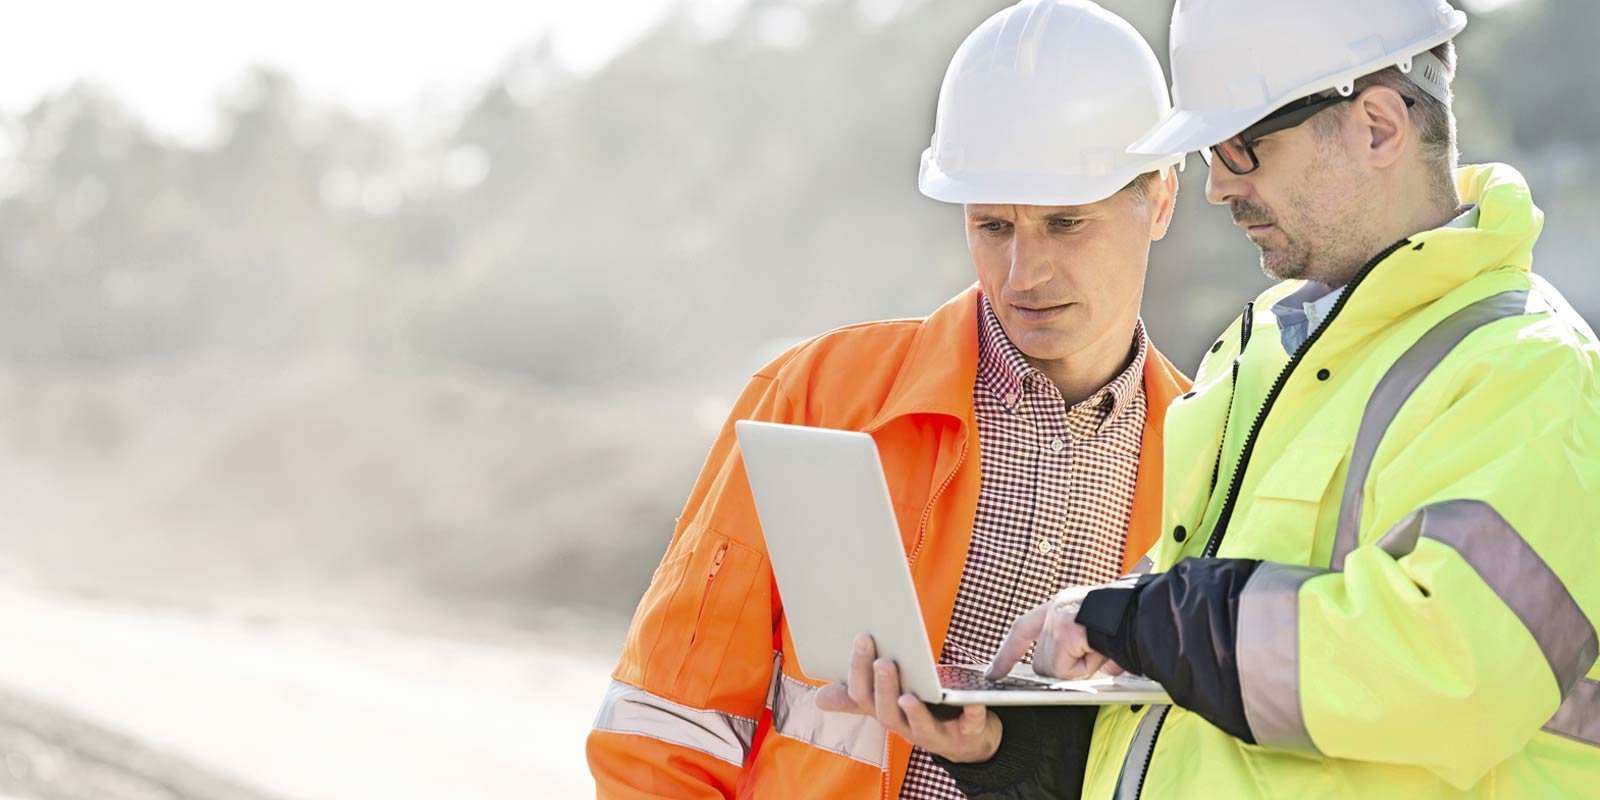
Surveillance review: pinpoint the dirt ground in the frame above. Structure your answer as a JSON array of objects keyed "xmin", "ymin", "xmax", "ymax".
[
  {"xmin": 0, "ymin": 689, "xmax": 277, "ymax": 800},
  {"xmin": 0, "ymin": 585, "xmax": 613, "ymax": 799}
]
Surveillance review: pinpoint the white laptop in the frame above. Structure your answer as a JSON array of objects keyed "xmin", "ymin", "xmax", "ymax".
[{"xmin": 735, "ymin": 420, "xmax": 1170, "ymax": 707}]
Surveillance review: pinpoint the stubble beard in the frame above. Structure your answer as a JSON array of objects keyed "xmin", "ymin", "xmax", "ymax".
[
  {"xmin": 1260, "ymin": 234, "xmax": 1313, "ymax": 282},
  {"xmin": 1254, "ymin": 146, "xmax": 1374, "ymax": 285}
]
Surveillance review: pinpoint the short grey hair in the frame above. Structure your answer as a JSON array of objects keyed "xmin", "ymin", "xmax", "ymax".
[
  {"xmin": 1318, "ymin": 41, "xmax": 1460, "ymax": 204},
  {"xmin": 1122, "ymin": 170, "xmax": 1160, "ymax": 204}
]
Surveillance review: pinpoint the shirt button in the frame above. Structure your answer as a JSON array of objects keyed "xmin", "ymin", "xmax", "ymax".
[
  {"xmin": 1174, "ymin": 525, "xmax": 1189, "ymax": 543},
  {"xmin": 1048, "ymin": 438, "xmax": 1065, "ymax": 453},
  {"xmin": 1036, "ymin": 539, "xmax": 1054, "ymax": 555}
]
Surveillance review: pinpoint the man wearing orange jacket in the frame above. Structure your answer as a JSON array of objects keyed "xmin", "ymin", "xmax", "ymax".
[{"xmin": 587, "ymin": 2, "xmax": 1191, "ymax": 797}]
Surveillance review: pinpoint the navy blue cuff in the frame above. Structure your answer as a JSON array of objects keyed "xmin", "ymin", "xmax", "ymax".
[
  {"xmin": 1076, "ymin": 575, "xmax": 1154, "ymax": 675},
  {"xmin": 1085, "ymin": 559, "xmax": 1263, "ymax": 743}
]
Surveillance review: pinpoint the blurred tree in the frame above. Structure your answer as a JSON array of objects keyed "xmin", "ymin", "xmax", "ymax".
[{"xmin": 0, "ymin": 0, "xmax": 1588, "ymax": 380}]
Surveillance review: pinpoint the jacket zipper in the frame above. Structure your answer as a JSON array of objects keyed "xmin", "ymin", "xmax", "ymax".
[
  {"xmin": 1128, "ymin": 706, "xmax": 1170, "ymax": 800},
  {"xmin": 882, "ymin": 751, "xmax": 893, "ymax": 800},
  {"xmin": 707, "ymin": 543, "xmax": 728, "ymax": 582},
  {"xmin": 888, "ymin": 431, "xmax": 969, "ymax": 797},
  {"xmin": 1198, "ymin": 238, "xmax": 1410, "ymax": 559},
  {"xmin": 1126, "ymin": 239, "xmax": 1411, "ymax": 799},
  {"xmin": 687, "ymin": 542, "xmax": 730, "ymax": 649},
  {"xmin": 908, "ymin": 437, "xmax": 968, "ymax": 568},
  {"xmin": 1208, "ymin": 304, "xmax": 1254, "ymax": 493}
]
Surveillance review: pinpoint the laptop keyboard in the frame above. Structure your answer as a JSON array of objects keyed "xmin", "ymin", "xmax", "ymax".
[{"xmin": 937, "ymin": 664, "xmax": 1057, "ymax": 691}]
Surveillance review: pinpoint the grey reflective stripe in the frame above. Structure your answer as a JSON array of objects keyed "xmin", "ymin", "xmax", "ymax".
[
  {"xmin": 1545, "ymin": 678, "xmax": 1600, "ymax": 747},
  {"xmin": 1378, "ymin": 500, "xmax": 1598, "ymax": 695},
  {"xmin": 1236, "ymin": 563, "xmax": 1331, "ymax": 752},
  {"xmin": 770, "ymin": 672, "xmax": 887, "ymax": 767},
  {"xmin": 592, "ymin": 681, "xmax": 757, "ymax": 767},
  {"xmin": 1128, "ymin": 556, "xmax": 1154, "ymax": 576},
  {"xmin": 1113, "ymin": 706, "xmax": 1169, "ymax": 800},
  {"xmin": 1373, "ymin": 505, "xmax": 1425, "ymax": 559},
  {"xmin": 1331, "ymin": 290, "xmax": 1533, "ymax": 569}
]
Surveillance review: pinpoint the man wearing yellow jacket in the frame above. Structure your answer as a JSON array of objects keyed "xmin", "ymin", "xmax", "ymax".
[{"xmin": 929, "ymin": 0, "xmax": 1600, "ymax": 797}]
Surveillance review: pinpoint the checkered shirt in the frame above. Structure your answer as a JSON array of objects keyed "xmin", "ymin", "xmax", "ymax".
[{"xmin": 899, "ymin": 295, "xmax": 1148, "ymax": 799}]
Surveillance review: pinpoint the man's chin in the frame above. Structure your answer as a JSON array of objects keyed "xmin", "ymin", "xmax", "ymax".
[
  {"xmin": 1014, "ymin": 335, "xmax": 1084, "ymax": 365},
  {"xmin": 1260, "ymin": 252, "xmax": 1309, "ymax": 282}
]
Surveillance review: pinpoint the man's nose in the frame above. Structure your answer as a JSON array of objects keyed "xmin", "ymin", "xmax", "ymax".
[
  {"xmin": 1007, "ymin": 235, "xmax": 1052, "ymax": 293},
  {"xmin": 1205, "ymin": 155, "xmax": 1248, "ymax": 206}
]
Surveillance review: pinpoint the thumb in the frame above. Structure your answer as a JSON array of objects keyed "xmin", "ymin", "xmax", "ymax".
[
  {"xmin": 957, "ymin": 704, "xmax": 988, "ymax": 736},
  {"xmin": 814, "ymin": 683, "xmax": 855, "ymax": 713}
]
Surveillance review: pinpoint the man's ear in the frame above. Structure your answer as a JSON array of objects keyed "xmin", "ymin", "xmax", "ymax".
[
  {"xmin": 1353, "ymin": 86, "xmax": 1411, "ymax": 169},
  {"xmin": 1149, "ymin": 167, "xmax": 1180, "ymax": 242}
]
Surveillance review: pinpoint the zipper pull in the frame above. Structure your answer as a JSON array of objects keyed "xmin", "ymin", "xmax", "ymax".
[
  {"xmin": 1239, "ymin": 301, "xmax": 1254, "ymax": 351},
  {"xmin": 707, "ymin": 544, "xmax": 729, "ymax": 581}
]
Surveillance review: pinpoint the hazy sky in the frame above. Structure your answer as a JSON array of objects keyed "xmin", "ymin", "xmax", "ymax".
[
  {"xmin": 1, "ymin": 0, "xmax": 1523, "ymax": 144},
  {"xmin": 1, "ymin": 0, "xmax": 742, "ymax": 142}
]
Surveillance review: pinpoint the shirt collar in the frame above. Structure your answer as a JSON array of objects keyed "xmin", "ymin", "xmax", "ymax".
[
  {"xmin": 1098, "ymin": 321, "xmax": 1148, "ymax": 427},
  {"xmin": 1448, "ymin": 204, "xmax": 1480, "ymax": 229},
  {"xmin": 976, "ymin": 294, "xmax": 1147, "ymax": 434}
]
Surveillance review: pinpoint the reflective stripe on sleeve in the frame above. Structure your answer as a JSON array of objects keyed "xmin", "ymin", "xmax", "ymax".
[
  {"xmin": 1545, "ymin": 678, "xmax": 1600, "ymax": 748},
  {"xmin": 1241, "ymin": 501, "xmax": 1598, "ymax": 751},
  {"xmin": 1374, "ymin": 500, "xmax": 1598, "ymax": 696},
  {"xmin": 769, "ymin": 671, "xmax": 888, "ymax": 768},
  {"xmin": 1235, "ymin": 562, "xmax": 1331, "ymax": 752},
  {"xmin": 592, "ymin": 680, "xmax": 757, "ymax": 767}
]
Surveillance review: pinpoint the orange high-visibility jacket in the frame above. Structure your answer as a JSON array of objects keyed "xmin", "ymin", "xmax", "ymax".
[{"xmin": 588, "ymin": 286, "xmax": 1190, "ymax": 798}]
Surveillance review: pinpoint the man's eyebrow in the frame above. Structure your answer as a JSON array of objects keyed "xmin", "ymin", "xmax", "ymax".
[
  {"xmin": 1041, "ymin": 208, "xmax": 1094, "ymax": 220},
  {"xmin": 967, "ymin": 212, "xmax": 1010, "ymax": 222}
]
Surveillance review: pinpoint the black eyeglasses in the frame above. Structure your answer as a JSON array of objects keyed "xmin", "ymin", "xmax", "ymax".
[{"xmin": 1202, "ymin": 91, "xmax": 1416, "ymax": 175}]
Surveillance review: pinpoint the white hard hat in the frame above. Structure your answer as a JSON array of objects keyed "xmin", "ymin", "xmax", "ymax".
[
  {"xmin": 1129, "ymin": 0, "xmax": 1468, "ymax": 156},
  {"xmin": 919, "ymin": 0, "xmax": 1185, "ymax": 207}
]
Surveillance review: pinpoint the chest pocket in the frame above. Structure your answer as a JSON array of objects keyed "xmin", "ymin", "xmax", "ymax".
[
  {"xmin": 630, "ymin": 524, "xmax": 766, "ymax": 707},
  {"xmin": 1228, "ymin": 439, "xmax": 1349, "ymax": 566}
]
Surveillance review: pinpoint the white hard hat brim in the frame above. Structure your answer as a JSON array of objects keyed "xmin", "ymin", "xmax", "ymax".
[
  {"xmin": 1126, "ymin": 105, "xmax": 1266, "ymax": 159},
  {"xmin": 919, "ymin": 147, "xmax": 1185, "ymax": 207}
]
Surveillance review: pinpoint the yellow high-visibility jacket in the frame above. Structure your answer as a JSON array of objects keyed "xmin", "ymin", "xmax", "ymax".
[{"xmin": 1077, "ymin": 163, "xmax": 1600, "ymax": 798}]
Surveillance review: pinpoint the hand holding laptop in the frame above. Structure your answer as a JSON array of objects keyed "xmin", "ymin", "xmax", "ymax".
[{"xmin": 815, "ymin": 634, "xmax": 1004, "ymax": 765}]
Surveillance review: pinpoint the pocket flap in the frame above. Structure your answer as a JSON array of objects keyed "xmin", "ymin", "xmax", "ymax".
[{"xmin": 1255, "ymin": 440, "xmax": 1348, "ymax": 504}]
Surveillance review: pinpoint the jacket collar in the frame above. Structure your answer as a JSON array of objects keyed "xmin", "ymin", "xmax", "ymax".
[
  {"xmin": 865, "ymin": 284, "xmax": 1187, "ymax": 432},
  {"xmin": 862, "ymin": 286, "xmax": 985, "ymax": 433},
  {"xmin": 1253, "ymin": 163, "xmax": 1543, "ymax": 344}
]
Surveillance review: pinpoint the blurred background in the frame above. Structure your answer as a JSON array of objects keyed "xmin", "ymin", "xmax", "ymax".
[{"xmin": 0, "ymin": 0, "xmax": 1592, "ymax": 797}]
